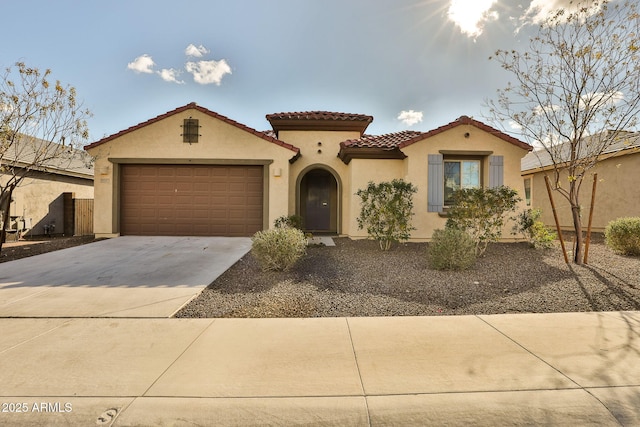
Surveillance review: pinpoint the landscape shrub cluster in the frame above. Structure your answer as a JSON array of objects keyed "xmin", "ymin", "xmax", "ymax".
[
  {"xmin": 356, "ymin": 179, "xmax": 417, "ymax": 251},
  {"xmin": 427, "ymin": 228, "xmax": 477, "ymax": 271},
  {"xmin": 605, "ymin": 217, "xmax": 640, "ymax": 256},
  {"xmin": 512, "ymin": 208, "xmax": 556, "ymax": 249},
  {"xmin": 251, "ymin": 225, "xmax": 307, "ymax": 272}
]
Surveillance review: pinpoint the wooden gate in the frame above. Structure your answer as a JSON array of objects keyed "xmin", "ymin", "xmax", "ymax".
[
  {"xmin": 74, "ymin": 198, "xmax": 94, "ymax": 236},
  {"xmin": 63, "ymin": 193, "xmax": 94, "ymax": 236}
]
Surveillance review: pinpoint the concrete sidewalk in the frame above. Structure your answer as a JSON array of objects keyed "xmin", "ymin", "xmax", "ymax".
[{"xmin": 1, "ymin": 312, "xmax": 639, "ymax": 426}]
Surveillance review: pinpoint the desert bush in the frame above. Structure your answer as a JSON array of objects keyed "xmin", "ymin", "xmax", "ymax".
[
  {"xmin": 251, "ymin": 227, "xmax": 307, "ymax": 271},
  {"xmin": 274, "ymin": 214, "xmax": 303, "ymax": 230},
  {"xmin": 446, "ymin": 186, "xmax": 521, "ymax": 256},
  {"xmin": 512, "ymin": 208, "xmax": 556, "ymax": 249},
  {"xmin": 356, "ymin": 179, "xmax": 417, "ymax": 251},
  {"xmin": 428, "ymin": 228, "xmax": 476, "ymax": 270},
  {"xmin": 605, "ymin": 217, "xmax": 640, "ymax": 256}
]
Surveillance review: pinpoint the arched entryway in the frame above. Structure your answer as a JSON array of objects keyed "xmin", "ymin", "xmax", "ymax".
[{"xmin": 298, "ymin": 168, "xmax": 339, "ymax": 233}]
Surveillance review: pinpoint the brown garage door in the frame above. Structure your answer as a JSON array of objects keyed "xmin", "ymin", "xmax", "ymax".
[{"xmin": 120, "ymin": 164, "xmax": 263, "ymax": 236}]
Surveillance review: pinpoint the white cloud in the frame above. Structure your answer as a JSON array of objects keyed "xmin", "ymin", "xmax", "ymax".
[
  {"xmin": 509, "ymin": 120, "xmax": 523, "ymax": 131},
  {"xmin": 521, "ymin": 0, "xmax": 603, "ymax": 26},
  {"xmin": 185, "ymin": 59, "xmax": 232, "ymax": 85},
  {"xmin": 127, "ymin": 54, "xmax": 155, "ymax": 74},
  {"xmin": 579, "ymin": 91, "xmax": 625, "ymax": 109},
  {"xmin": 447, "ymin": 0, "xmax": 499, "ymax": 38},
  {"xmin": 397, "ymin": 110, "xmax": 424, "ymax": 126},
  {"xmin": 157, "ymin": 68, "xmax": 184, "ymax": 84},
  {"xmin": 128, "ymin": 47, "xmax": 232, "ymax": 86},
  {"xmin": 185, "ymin": 44, "xmax": 209, "ymax": 58}
]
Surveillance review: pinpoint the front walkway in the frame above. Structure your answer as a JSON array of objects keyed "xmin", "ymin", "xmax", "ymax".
[{"xmin": 0, "ymin": 313, "xmax": 638, "ymax": 425}]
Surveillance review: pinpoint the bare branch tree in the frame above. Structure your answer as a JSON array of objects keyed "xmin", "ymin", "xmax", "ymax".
[
  {"xmin": 488, "ymin": 0, "xmax": 640, "ymax": 264},
  {"xmin": 0, "ymin": 62, "xmax": 91, "ymax": 251}
]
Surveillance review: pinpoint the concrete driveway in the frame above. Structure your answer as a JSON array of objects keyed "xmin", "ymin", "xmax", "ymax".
[{"xmin": 0, "ymin": 236, "xmax": 251, "ymax": 317}]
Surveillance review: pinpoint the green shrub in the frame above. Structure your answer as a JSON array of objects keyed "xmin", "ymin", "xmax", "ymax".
[
  {"xmin": 274, "ymin": 214, "xmax": 303, "ymax": 230},
  {"xmin": 446, "ymin": 186, "xmax": 521, "ymax": 256},
  {"xmin": 356, "ymin": 179, "xmax": 417, "ymax": 251},
  {"xmin": 428, "ymin": 228, "xmax": 476, "ymax": 270},
  {"xmin": 605, "ymin": 217, "xmax": 640, "ymax": 256},
  {"xmin": 251, "ymin": 227, "xmax": 307, "ymax": 271},
  {"xmin": 512, "ymin": 208, "xmax": 556, "ymax": 249}
]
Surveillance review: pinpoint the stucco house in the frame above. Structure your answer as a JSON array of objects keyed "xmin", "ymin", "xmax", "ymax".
[
  {"xmin": 84, "ymin": 103, "xmax": 532, "ymax": 240},
  {"xmin": 521, "ymin": 131, "xmax": 640, "ymax": 232},
  {"xmin": 1, "ymin": 135, "xmax": 94, "ymax": 238}
]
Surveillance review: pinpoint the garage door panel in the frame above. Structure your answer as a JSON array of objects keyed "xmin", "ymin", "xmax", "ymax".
[{"xmin": 121, "ymin": 164, "xmax": 263, "ymax": 236}]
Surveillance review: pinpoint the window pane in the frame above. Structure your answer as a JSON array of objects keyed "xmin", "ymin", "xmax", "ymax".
[
  {"xmin": 461, "ymin": 161, "xmax": 480, "ymax": 188},
  {"xmin": 524, "ymin": 178, "xmax": 531, "ymax": 206},
  {"xmin": 444, "ymin": 161, "xmax": 460, "ymax": 204}
]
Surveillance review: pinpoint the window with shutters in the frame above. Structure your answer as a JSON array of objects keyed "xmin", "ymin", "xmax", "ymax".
[
  {"xmin": 428, "ymin": 154, "xmax": 503, "ymax": 213},
  {"xmin": 443, "ymin": 159, "xmax": 481, "ymax": 205}
]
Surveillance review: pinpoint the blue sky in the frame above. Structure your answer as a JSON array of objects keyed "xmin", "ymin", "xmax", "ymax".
[{"xmin": 2, "ymin": 0, "xmax": 581, "ymax": 142}]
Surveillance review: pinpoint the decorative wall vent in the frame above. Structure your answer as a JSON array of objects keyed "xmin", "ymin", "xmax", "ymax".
[{"xmin": 181, "ymin": 118, "xmax": 200, "ymax": 143}]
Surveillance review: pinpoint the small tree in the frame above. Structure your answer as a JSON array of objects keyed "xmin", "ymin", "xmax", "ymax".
[
  {"xmin": 356, "ymin": 179, "xmax": 417, "ymax": 250},
  {"xmin": 488, "ymin": 0, "xmax": 640, "ymax": 263},
  {"xmin": 446, "ymin": 186, "xmax": 521, "ymax": 256},
  {"xmin": 0, "ymin": 62, "xmax": 91, "ymax": 251}
]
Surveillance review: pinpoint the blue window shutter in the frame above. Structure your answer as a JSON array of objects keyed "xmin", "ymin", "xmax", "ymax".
[
  {"xmin": 428, "ymin": 154, "xmax": 443, "ymax": 212},
  {"xmin": 489, "ymin": 155, "xmax": 504, "ymax": 188}
]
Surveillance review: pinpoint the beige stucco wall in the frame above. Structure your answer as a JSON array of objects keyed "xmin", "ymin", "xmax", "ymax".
[
  {"xmin": 526, "ymin": 150, "xmax": 640, "ymax": 232},
  {"xmin": 402, "ymin": 124, "xmax": 530, "ymax": 241},
  {"xmin": 280, "ymin": 124, "xmax": 530, "ymax": 240},
  {"xmin": 279, "ymin": 130, "xmax": 360, "ymax": 234},
  {"xmin": 3, "ymin": 171, "xmax": 93, "ymax": 236},
  {"xmin": 346, "ymin": 158, "xmax": 406, "ymax": 238},
  {"xmin": 86, "ymin": 107, "xmax": 296, "ymax": 238}
]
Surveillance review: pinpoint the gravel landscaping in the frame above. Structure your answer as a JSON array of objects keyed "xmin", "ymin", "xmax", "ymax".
[
  {"xmin": 175, "ymin": 236, "xmax": 640, "ymax": 318},
  {"xmin": 0, "ymin": 235, "xmax": 97, "ymax": 263}
]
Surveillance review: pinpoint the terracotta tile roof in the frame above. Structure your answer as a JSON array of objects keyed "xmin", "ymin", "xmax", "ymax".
[
  {"xmin": 266, "ymin": 111, "xmax": 373, "ymax": 136},
  {"xmin": 398, "ymin": 116, "xmax": 532, "ymax": 151},
  {"xmin": 84, "ymin": 103, "xmax": 300, "ymax": 154},
  {"xmin": 341, "ymin": 131, "xmax": 425, "ymax": 149},
  {"xmin": 340, "ymin": 116, "xmax": 531, "ymax": 151},
  {"xmin": 266, "ymin": 111, "xmax": 373, "ymax": 123}
]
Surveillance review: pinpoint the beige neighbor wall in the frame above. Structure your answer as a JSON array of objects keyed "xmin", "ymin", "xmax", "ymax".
[
  {"xmin": 86, "ymin": 108, "xmax": 295, "ymax": 238},
  {"xmin": 4, "ymin": 171, "xmax": 93, "ymax": 236},
  {"xmin": 279, "ymin": 130, "xmax": 361, "ymax": 234},
  {"xmin": 527, "ymin": 151, "xmax": 640, "ymax": 233},
  {"xmin": 402, "ymin": 123, "xmax": 531, "ymax": 241}
]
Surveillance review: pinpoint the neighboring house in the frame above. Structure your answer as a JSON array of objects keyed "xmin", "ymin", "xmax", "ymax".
[
  {"xmin": 1, "ymin": 135, "xmax": 94, "ymax": 238},
  {"xmin": 521, "ymin": 131, "xmax": 640, "ymax": 232},
  {"xmin": 84, "ymin": 103, "xmax": 532, "ymax": 240}
]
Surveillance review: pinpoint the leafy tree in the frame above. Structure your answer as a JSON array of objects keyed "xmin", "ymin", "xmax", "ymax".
[
  {"xmin": 488, "ymin": 0, "xmax": 640, "ymax": 263},
  {"xmin": 445, "ymin": 186, "xmax": 521, "ymax": 256},
  {"xmin": 0, "ymin": 62, "xmax": 91, "ymax": 251},
  {"xmin": 356, "ymin": 179, "xmax": 417, "ymax": 251}
]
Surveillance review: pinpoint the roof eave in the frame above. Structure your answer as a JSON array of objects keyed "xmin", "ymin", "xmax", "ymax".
[
  {"xmin": 84, "ymin": 103, "xmax": 300, "ymax": 154},
  {"xmin": 338, "ymin": 147, "xmax": 407, "ymax": 164},
  {"xmin": 399, "ymin": 116, "xmax": 533, "ymax": 151}
]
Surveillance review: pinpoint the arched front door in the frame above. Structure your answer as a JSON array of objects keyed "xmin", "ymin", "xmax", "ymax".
[{"xmin": 299, "ymin": 169, "xmax": 338, "ymax": 233}]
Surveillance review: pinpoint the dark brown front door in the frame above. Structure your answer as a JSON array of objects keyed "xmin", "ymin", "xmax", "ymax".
[{"xmin": 300, "ymin": 169, "xmax": 337, "ymax": 232}]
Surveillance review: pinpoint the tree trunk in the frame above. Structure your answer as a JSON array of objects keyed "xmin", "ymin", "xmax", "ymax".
[
  {"xmin": 571, "ymin": 204, "xmax": 583, "ymax": 265},
  {"xmin": 0, "ymin": 187, "xmax": 15, "ymax": 254}
]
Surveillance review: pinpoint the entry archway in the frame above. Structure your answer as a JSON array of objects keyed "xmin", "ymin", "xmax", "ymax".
[{"xmin": 298, "ymin": 167, "xmax": 339, "ymax": 233}]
